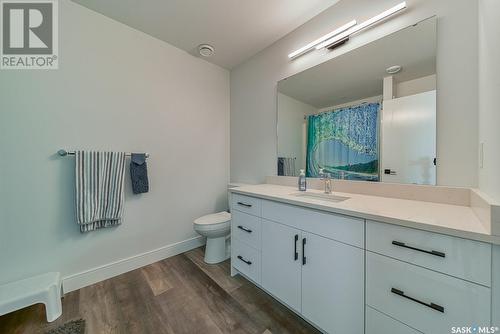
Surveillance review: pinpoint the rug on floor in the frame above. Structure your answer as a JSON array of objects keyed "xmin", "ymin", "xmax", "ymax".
[{"xmin": 45, "ymin": 319, "xmax": 85, "ymax": 334}]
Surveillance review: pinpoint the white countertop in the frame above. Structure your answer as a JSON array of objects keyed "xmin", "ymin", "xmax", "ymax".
[{"xmin": 230, "ymin": 184, "xmax": 500, "ymax": 245}]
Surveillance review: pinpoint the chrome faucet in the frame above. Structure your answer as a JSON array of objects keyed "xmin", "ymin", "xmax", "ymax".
[{"xmin": 319, "ymin": 168, "xmax": 332, "ymax": 194}]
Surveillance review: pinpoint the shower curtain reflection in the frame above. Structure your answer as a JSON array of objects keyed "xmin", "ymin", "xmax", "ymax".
[{"xmin": 306, "ymin": 103, "xmax": 380, "ymax": 181}]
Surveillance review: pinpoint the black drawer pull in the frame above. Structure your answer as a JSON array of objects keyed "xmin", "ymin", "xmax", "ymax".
[
  {"xmin": 294, "ymin": 234, "xmax": 299, "ymax": 261},
  {"xmin": 392, "ymin": 241, "xmax": 446, "ymax": 258},
  {"xmin": 302, "ymin": 238, "xmax": 307, "ymax": 265},
  {"xmin": 237, "ymin": 255, "xmax": 252, "ymax": 265},
  {"xmin": 391, "ymin": 288, "xmax": 444, "ymax": 313},
  {"xmin": 237, "ymin": 202, "xmax": 252, "ymax": 208},
  {"xmin": 237, "ymin": 225, "xmax": 252, "ymax": 233}
]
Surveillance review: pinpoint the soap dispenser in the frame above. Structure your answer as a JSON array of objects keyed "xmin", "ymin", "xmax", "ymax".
[{"xmin": 298, "ymin": 169, "xmax": 307, "ymax": 191}]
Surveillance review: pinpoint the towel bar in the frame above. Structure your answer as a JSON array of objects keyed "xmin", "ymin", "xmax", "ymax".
[{"xmin": 58, "ymin": 149, "xmax": 149, "ymax": 158}]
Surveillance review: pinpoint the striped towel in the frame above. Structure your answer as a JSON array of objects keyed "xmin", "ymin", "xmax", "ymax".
[
  {"xmin": 75, "ymin": 151, "xmax": 126, "ymax": 233},
  {"xmin": 278, "ymin": 157, "xmax": 296, "ymax": 176}
]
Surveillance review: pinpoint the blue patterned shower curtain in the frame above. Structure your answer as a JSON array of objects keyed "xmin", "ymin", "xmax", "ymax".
[{"xmin": 306, "ymin": 103, "xmax": 380, "ymax": 181}]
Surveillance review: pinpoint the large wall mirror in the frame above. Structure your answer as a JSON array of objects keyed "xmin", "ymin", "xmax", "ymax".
[{"xmin": 277, "ymin": 17, "xmax": 437, "ymax": 185}]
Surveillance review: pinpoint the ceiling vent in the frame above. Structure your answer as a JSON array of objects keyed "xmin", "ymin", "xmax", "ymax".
[
  {"xmin": 198, "ymin": 44, "xmax": 215, "ymax": 57},
  {"xmin": 386, "ymin": 65, "xmax": 402, "ymax": 74}
]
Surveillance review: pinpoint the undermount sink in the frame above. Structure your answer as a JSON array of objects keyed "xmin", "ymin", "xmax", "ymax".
[{"xmin": 291, "ymin": 192, "xmax": 350, "ymax": 203}]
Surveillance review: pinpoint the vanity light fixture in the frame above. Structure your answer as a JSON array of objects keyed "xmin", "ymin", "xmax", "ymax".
[
  {"xmin": 315, "ymin": 2, "xmax": 407, "ymax": 50},
  {"xmin": 288, "ymin": 20, "xmax": 357, "ymax": 59},
  {"xmin": 288, "ymin": 2, "xmax": 406, "ymax": 59}
]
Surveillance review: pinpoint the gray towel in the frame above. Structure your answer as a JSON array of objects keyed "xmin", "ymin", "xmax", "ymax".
[
  {"xmin": 130, "ymin": 153, "xmax": 149, "ymax": 194},
  {"xmin": 75, "ymin": 151, "xmax": 126, "ymax": 233},
  {"xmin": 279, "ymin": 157, "xmax": 296, "ymax": 176}
]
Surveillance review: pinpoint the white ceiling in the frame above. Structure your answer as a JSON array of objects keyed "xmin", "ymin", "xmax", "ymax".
[
  {"xmin": 71, "ymin": 0, "xmax": 340, "ymax": 69},
  {"xmin": 278, "ymin": 17, "xmax": 437, "ymax": 108}
]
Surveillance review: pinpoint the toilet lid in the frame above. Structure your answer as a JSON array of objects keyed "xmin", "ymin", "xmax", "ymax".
[{"xmin": 194, "ymin": 211, "xmax": 231, "ymax": 225}]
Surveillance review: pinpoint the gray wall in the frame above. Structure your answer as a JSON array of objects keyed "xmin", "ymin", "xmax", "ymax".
[
  {"xmin": 478, "ymin": 0, "xmax": 500, "ymax": 202},
  {"xmin": 230, "ymin": 0, "xmax": 478, "ymax": 186},
  {"xmin": 0, "ymin": 0, "xmax": 230, "ymax": 285}
]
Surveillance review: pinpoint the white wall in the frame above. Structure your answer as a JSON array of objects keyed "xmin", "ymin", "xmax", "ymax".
[
  {"xmin": 0, "ymin": 0, "xmax": 230, "ymax": 286},
  {"xmin": 396, "ymin": 74, "xmax": 436, "ymax": 98},
  {"xmin": 478, "ymin": 0, "xmax": 500, "ymax": 202},
  {"xmin": 318, "ymin": 95, "xmax": 382, "ymax": 113},
  {"xmin": 231, "ymin": 0, "xmax": 478, "ymax": 186},
  {"xmin": 277, "ymin": 93, "xmax": 316, "ymax": 174}
]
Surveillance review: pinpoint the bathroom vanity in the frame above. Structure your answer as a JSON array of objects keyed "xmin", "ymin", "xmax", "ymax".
[
  {"xmin": 232, "ymin": 14, "xmax": 500, "ymax": 334},
  {"xmin": 229, "ymin": 184, "xmax": 500, "ymax": 334}
]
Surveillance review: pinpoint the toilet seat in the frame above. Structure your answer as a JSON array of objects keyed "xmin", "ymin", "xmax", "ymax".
[{"xmin": 194, "ymin": 212, "xmax": 231, "ymax": 231}]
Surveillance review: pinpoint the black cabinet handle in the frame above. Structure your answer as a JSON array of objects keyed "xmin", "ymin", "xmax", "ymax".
[
  {"xmin": 237, "ymin": 202, "xmax": 252, "ymax": 208},
  {"xmin": 302, "ymin": 238, "xmax": 307, "ymax": 265},
  {"xmin": 237, "ymin": 225, "xmax": 252, "ymax": 233},
  {"xmin": 391, "ymin": 288, "xmax": 444, "ymax": 313},
  {"xmin": 294, "ymin": 234, "xmax": 299, "ymax": 261},
  {"xmin": 392, "ymin": 241, "xmax": 445, "ymax": 258},
  {"xmin": 237, "ymin": 255, "xmax": 252, "ymax": 265}
]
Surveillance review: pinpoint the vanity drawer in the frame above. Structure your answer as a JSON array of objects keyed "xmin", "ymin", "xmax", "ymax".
[
  {"xmin": 261, "ymin": 200, "xmax": 364, "ymax": 248},
  {"xmin": 366, "ymin": 220, "xmax": 491, "ymax": 286},
  {"xmin": 366, "ymin": 252, "xmax": 491, "ymax": 334},
  {"xmin": 231, "ymin": 194, "xmax": 261, "ymax": 217},
  {"xmin": 231, "ymin": 210, "xmax": 261, "ymax": 250},
  {"xmin": 231, "ymin": 239, "xmax": 261, "ymax": 284},
  {"xmin": 366, "ymin": 306, "xmax": 422, "ymax": 334}
]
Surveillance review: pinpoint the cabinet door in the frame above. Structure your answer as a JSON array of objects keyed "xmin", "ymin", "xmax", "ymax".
[
  {"xmin": 261, "ymin": 219, "xmax": 302, "ymax": 312},
  {"xmin": 302, "ymin": 232, "xmax": 364, "ymax": 334}
]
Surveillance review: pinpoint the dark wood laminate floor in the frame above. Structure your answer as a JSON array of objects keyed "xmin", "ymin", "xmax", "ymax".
[{"xmin": 0, "ymin": 247, "xmax": 320, "ymax": 334}]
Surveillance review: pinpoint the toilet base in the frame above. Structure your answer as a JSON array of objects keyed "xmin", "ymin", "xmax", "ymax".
[{"xmin": 204, "ymin": 236, "xmax": 229, "ymax": 264}]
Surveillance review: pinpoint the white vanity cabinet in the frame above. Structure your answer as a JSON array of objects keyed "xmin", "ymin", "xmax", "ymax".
[
  {"xmin": 260, "ymin": 219, "xmax": 364, "ymax": 334},
  {"xmin": 230, "ymin": 195, "xmax": 263, "ymax": 284},
  {"xmin": 231, "ymin": 192, "xmax": 496, "ymax": 334},
  {"xmin": 261, "ymin": 219, "xmax": 302, "ymax": 312},
  {"xmin": 365, "ymin": 220, "xmax": 492, "ymax": 334},
  {"xmin": 301, "ymin": 231, "xmax": 364, "ymax": 334},
  {"xmin": 232, "ymin": 194, "xmax": 365, "ymax": 334},
  {"xmin": 366, "ymin": 251, "xmax": 491, "ymax": 334},
  {"xmin": 366, "ymin": 220, "xmax": 492, "ymax": 286}
]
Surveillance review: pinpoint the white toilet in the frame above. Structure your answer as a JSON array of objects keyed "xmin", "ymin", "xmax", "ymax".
[
  {"xmin": 193, "ymin": 211, "xmax": 231, "ymax": 264},
  {"xmin": 193, "ymin": 185, "xmax": 241, "ymax": 264},
  {"xmin": 193, "ymin": 184, "xmax": 242, "ymax": 264}
]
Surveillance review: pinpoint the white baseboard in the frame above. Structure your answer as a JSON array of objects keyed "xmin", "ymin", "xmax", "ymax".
[{"xmin": 62, "ymin": 236, "xmax": 205, "ymax": 293}]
